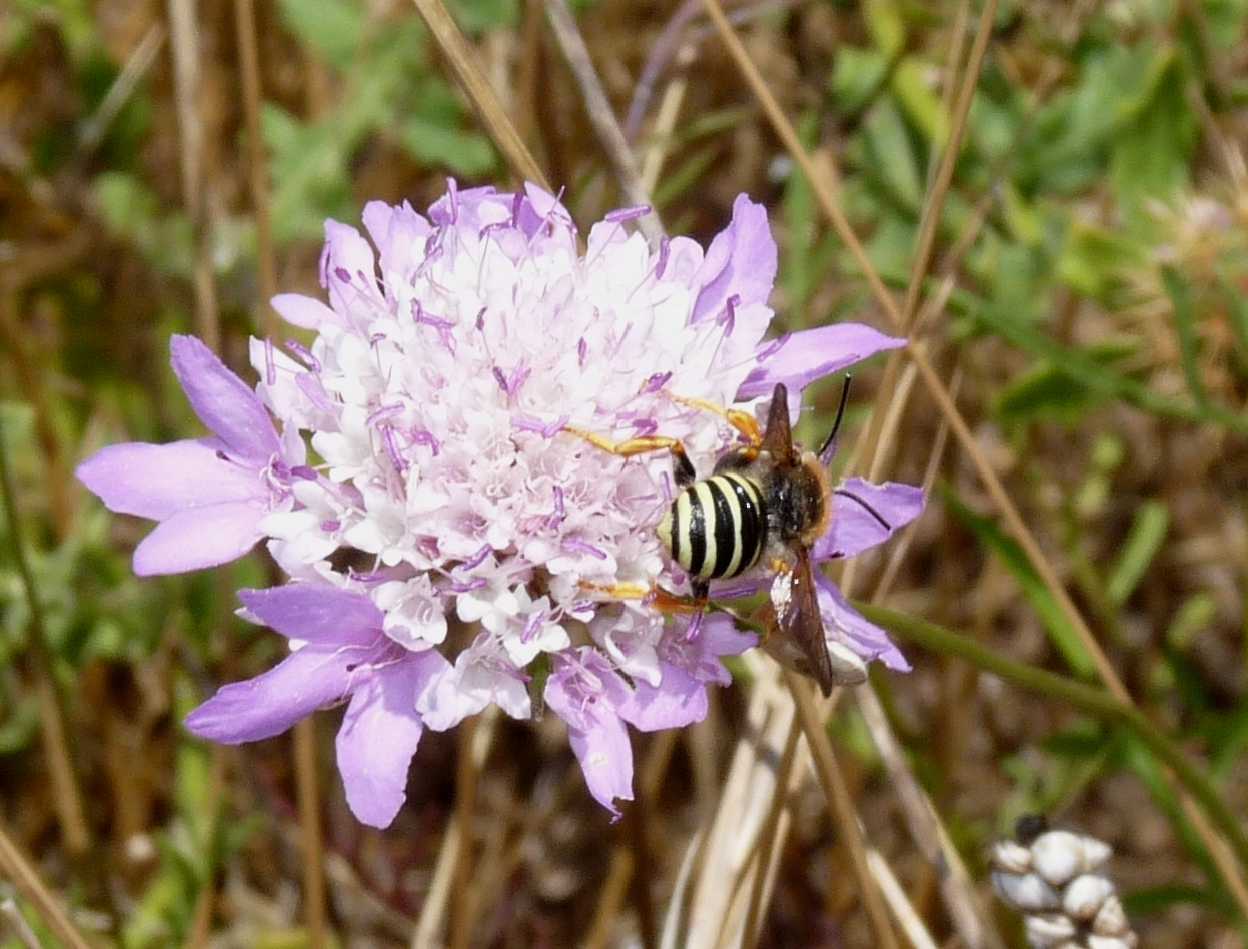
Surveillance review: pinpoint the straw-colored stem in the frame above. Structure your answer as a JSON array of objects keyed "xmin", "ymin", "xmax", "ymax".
[
  {"xmin": 544, "ymin": 0, "xmax": 664, "ymax": 242},
  {"xmin": 293, "ymin": 718, "xmax": 328, "ymax": 947},
  {"xmin": 450, "ymin": 714, "xmax": 480, "ymax": 949},
  {"xmin": 741, "ymin": 721, "xmax": 801, "ymax": 948},
  {"xmin": 166, "ymin": 0, "xmax": 219, "ymax": 351},
  {"xmin": 409, "ymin": 0, "xmax": 550, "ymax": 190},
  {"xmin": 234, "ymin": 0, "xmax": 279, "ymax": 327},
  {"xmin": 0, "ymin": 415, "xmax": 90, "ymax": 858},
  {"xmin": 783, "ymin": 672, "xmax": 899, "ymax": 949},
  {"xmin": 698, "ymin": 0, "xmax": 1248, "ymax": 908},
  {"xmin": 0, "ymin": 821, "xmax": 92, "ymax": 949}
]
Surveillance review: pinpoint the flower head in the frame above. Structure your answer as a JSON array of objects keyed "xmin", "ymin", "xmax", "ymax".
[{"xmin": 79, "ymin": 182, "xmax": 924, "ymax": 825}]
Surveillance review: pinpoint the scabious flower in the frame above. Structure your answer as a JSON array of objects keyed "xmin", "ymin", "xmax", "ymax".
[{"xmin": 78, "ymin": 182, "xmax": 924, "ymax": 826}]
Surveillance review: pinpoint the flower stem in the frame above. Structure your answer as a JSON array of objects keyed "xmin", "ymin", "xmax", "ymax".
[
  {"xmin": 0, "ymin": 416, "xmax": 91, "ymax": 857},
  {"xmin": 853, "ymin": 600, "xmax": 1248, "ymax": 878}
]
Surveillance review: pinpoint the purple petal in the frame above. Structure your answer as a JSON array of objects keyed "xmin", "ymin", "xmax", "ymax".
[
  {"xmin": 335, "ymin": 651, "xmax": 445, "ymax": 828},
  {"xmin": 623, "ymin": 662, "xmax": 707, "ymax": 731},
  {"xmin": 132, "ymin": 500, "xmax": 265, "ymax": 575},
  {"xmin": 323, "ymin": 220, "xmax": 381, "ymax": 310},
  {"xmin": 170, "ymin": 335, "xmax": 280, "ymax": 463},
  {"xmin": 362, "ymin": 200, "xmax": 432, "ymax": 279},
  {"xmin": 185, "ymin": 640, "xmax": 384, "ymax": 743},
  {"xmin": 238, "ymin": 585, "xmax": 384, "ymax": 644},
  {"xmin": 76, "ymin": 438, "xmax": 263, "ymax": 520},
  {"xmin": 737, "ymin": 323, "xmax": 905, "ymax": 399},
  {"xmin": 816, "ymin": 573, "xmax": 910, "ymax": 672},
  {"xmin": 565, "ymin": 713, "xmax": 635, "ymax": 820},
  {"xmin": 813, "ymin": 479, "xmax": 926, "ymax": 561},
  {"xmin": 691, "ymin": 194, "xmax": 777, "ymax": 323},
  {"xmin": 271, "ymin": 293, "xmax": 341, "ymax": 331}
]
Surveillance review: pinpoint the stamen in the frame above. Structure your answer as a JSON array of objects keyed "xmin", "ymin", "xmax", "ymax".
[
  {"xmin": 367, "ymin": 403, "xmax": 403, "ymax": 427},
  {"xmin": 264, "ymin": 339, "xmax": 277, "ymax": 385},
  {"xmin": 284, "ymin": 339, "xmax": 320, "ymax": 371},
  {"xmin": 756, "ymin": 333, "xmax": 790, "ymax": 362},
  {"xmin": 833, "ymin": 488, "xmax": 892, "ymax": 531},
  {"xmin": 655, "ymin": 237, "xmax": 671, "ymax": 279},
  {"xmin": 458, "ymin": 544, "xmax": 492, "ymax": 572},
  {"xmin": 449, "ymin": 577, "xmax": 486, "ymax": 593},
  {"xmin": 605, "ymin": 204, "xmax": 651, "ymax": 223},
  {"xmin": 562, "ymin": 538, "xmax": 608, "ymax": 560},
  {"xmin": 641, "ymin": 371, "xmax": 672, "ymax": 394}
]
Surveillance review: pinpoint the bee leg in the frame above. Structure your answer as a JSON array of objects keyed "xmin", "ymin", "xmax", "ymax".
[
  {"xmin": 577, "ymin": 581, "xmax": 651, "ymax": 601},
  {"xmin": 664, "ymin": 392, "xmax": 764, "ymax": 448},
  {"xmin": 562, "ymin": 428, "xmax": 697, "ymax": 487}
]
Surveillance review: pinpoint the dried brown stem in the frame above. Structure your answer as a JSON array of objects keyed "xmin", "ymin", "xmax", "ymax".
[
  {"xmin": 0, "ymin": 821, "xmax": 92, "ymax": 949},
  {"xmin": 294, "ymin": 719, "xmax": 328, "ymax": 948},
  {"xmin": 783, "ymin": 672, "xmax": 899, "ymax": 949},
  {"xmin": 166, "ymin": 0, "xmax": 220, "ymax": 351},
  {"xmin": 409, "ymin": 0, "xmax": 550, "ymax": 190},
  {"xmin": 234, "ymin": 0, "xmax": 279, "ymax": 328},
  {"xmin": 544, "ymin": 0, "xmax": 664, "ymax": 242},
  {"xmin": 450, "ymin": 714, "xmax": 480, "ymax": 949},
  {"xmin": 0, "ymin": 413, "xmax": 90, "ymax": 858},
  {"xmin": 741, "ymin": 720, "xmax": 801, "ymax": 948}
]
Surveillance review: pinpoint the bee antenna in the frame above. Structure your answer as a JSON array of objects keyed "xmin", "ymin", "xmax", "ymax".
[
  {"xmin": 818, "ymin": 375, "xmax": 852, "ymax": 463},
  {"xmin": 833, "ymin": 488, "xmax": 892, "ymax": 531}
]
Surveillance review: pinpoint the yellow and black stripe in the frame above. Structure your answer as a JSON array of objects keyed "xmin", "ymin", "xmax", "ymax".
[{"xmin": 657, "ymin": 472, "xmax": 766, "ymax": 581}]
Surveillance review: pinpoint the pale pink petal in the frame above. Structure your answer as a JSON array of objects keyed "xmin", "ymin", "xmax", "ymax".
[
  {"xmin": 335, "ymin": 652, "xmax": 446, "ymax": 828},
  {"xmin": 238, "ymin": 584, "xmax": 384, "ymax": 644},
  {"xmin": 362, "ymin": 200, "xmax": 431, "ymax": 282},
  {"xmin": 814, "ymin": 479, "xmax": 926, "ymax": 561},
  {"xmin": 691, "ymin": 194, "xmax": 777, "ymax": 322},
  {"xmin": 184, "ymin": 641, "xmax": 383, "ymax": 743},
  {"xmin": 565, "ymin": 714, "xmax": 634, "ymax": 820},
  {"xmin": 737, "ymin": 324, "xmax": 905, "ymax": 399},
  {"xmin": 132, "ymin": 500, "xmax": 266, "ymax": 575},
  {"xmin": 76, "ymin": 438, "xmax": 262, "ymax": 520},
  {"xmin": 622, "ymin": 662, "xmax": 706, "ymax": 731},
  {"xmin": 271, "ymin": 293, "xmax": 341, "ymax": 330},
  {"xmin": 170, "ymin": 335, "xmax": 280, "ymax": 463},
  {"xmin": 322, "ymin": 220, "xmax": 381, "ymax": 313}
]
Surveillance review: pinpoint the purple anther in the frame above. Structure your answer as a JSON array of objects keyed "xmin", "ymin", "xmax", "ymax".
[
  {"xmin": 542, "ymin": 415, "xmax": 569, "ymax": 438},
  {"xmin": 369, "ymin": 332, "xmax": 386, "ymax": 347},
  {"xmin": 318, "ymin": 243, "xmax": 331, "ymax": 288},
  {"xmin": 683, "ymin": 609, "xmax": 705, "ymax": 643},
  {"xmin": 552, "ymin": 485, "xmax": 565, "ymax": 518},
  {"xmin": 605, "ymin": 204, "xmax": 651, "ymax": 224},
  {"xmin": 475, "ymin": 307, "xmax": 487, "ymax": 331},
  {"xmin": 757, "ymin": 333, "xmax": 790, "ymax": 361},
  {"xmin": 720, "ymin": 294, "xmax": 740, "ymax": 337},
  {"xmin": 641, "ymin": 371, "xmax": 672, "ymax": 394},
  {"xmin": 569, "ymin": 600, "xmax": 596, "ymax": 617},
  {"xmin": 631, "ymin": 418, "xmax": 659, "ymax": 436},
  {"xmin": 521, "ymin": 610, "xmax": 546, "ymax": 642},
  {"xmin": 446, "ymin": 177, "xmax": 459, "ymax": 221},
  {"xmin": 409, "ymin": 428, "xmax": 440, "ymax": 456},
  {"xmin": 367, "ymin": 403, "xmax": 403, "ymax": 427},
  {"xmin": 562, "ymin": 538, "xmax": 608, "ymax": 560},
  {"xmin": 334, "ymin": 266, "xmax": 351, "ymax": 284},
  {"xmin": 320, "ymin": 519, "xmax": 341, "ymax": 533},
  {"xmin": 296, "ymin": 373, "xmax": 335, "ymax": 413},
  {"xmin": 459, "ymin": 544, "xmax": 492, "ymax": 572},
  {"xmin": 284, "ymin": 339, "xmax": 320, "ymax": 372},
  {"xmin": 655, "ymin": 238, "xmax": 671, "ymax": 279},
  {"xmin": 290, "ymin": 465, "xmax": 318, "ymax": 481},
  {"xmin": 492, "ymin": 366, "xmax": 509, "ymax": 393},
  {"xmin": 264, "ymin": 338, "xmax": 277, "ymax": 386},
  {"xmin": 382, "ymin": 427, "xmax": 408, "ymax": 472},
  {"xmin": 577, "ymin": 337, "xmax": 588, "ymax": 366},
  {"xmin": 449, "ymin": 577, "xmax": 486, "ymax": 594}
]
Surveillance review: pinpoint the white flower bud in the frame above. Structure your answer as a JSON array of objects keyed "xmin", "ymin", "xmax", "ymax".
[
  {"xmin": 1024, "ymin": 912, "xmax": 1077, "ymax": 947},
  {"xmin": 1088, "ymin": 935, "xmax": 1138, "ymax": 949},
  {"xmin": 1031, "ymin": 830, "xmax": 1086, "ymax": 886},
  {"xmin": 990, "ymin": 838, "xmax": 1033, "ymax": 874},
  {"xmin": 992, "ymin": 870, "xmax": 1061, "ymax": 912},
  {"xmin": 1062, "ymin": 873, "xmax": 1114, "ymax": 921},
  {"xmin": 1091, "ymin": 894, "xmax": 1131, "ymax": 937},
  {"xmin": 1078, "ymin": 834, "xmax": 1112, "ymax": 871}
]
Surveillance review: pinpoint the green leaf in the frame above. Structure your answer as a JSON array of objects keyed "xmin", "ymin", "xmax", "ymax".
[
  {"xmin": 446, "ymin": 0, "xmax": 517, "ymax": 33},
  {"xmin": 278, "ymin": 0, "xmax": 365, "ymax": 69},
  {"xmin": 861, "ymin": 99, "xmax": 922, "ymax": 212},
  {"xmin": 830, "ymin": 46, "xmax": 889, "ymax": 114},
  {"xmin": 1161, "ymin": 266, "xmax": 1211, "ymax": 410},
  {"xmin": 863, "ymin": 0, "xmax": 905, "ymax": 58},
  {"xmin": 1106, "ymin": 501, "xmax": 1170, "ymax": 607},
  {"xmin": 891, "ymin": 56, "xmax": 948, "ymax": 148},
  {"xmin": 942, "ymin": 488, "xmax": 1098, "ymax": 678},
  {"xmin": 995, "ymin": 341, "xmax": 1135, "ymax": 426}
]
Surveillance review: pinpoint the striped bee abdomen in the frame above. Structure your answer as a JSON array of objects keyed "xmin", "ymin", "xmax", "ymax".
[{"xmin": 656, "ymin": 472, "xmax": 766, "ymax": 581}]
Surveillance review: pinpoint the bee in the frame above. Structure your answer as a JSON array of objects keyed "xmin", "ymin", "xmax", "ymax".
[{"xmin": 567, "ymin": 379, "xmax": 890, "ymax": 696}]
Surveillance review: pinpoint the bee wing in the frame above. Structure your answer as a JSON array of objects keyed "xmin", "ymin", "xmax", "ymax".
[
  {"xmin": 760, "ymin": 383, "xmax": 799, "ymax": 465},
  {"xmin": 771, "ymin": 547, "xmax": 837, "ymax": 696}
]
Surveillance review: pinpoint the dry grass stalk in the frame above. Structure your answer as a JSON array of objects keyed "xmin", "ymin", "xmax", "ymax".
[
  {"xmin": 0, "ymin": 822, "xmax": 92, "ymax": 949},
  {"xmin": 866, "ymin": 848, "xmax": 939, "ymax": 949},
  {"xmin": 165, "ymin": 0, "xmax": 220, "ymax": 352},
  {"xmin": 697, "ymin": 0, "xmax": 1248, "ymax": 912},
  {"xmin": 78, "ymin": 23, "xmax": 166, "ymax": 156},
  {"xmin": 233, "ymin": 0, "xmax": 278, "ymax": 327},
  {"xmin": 293, "ymin": 718, "xmax": 328, "ymax": 948},
  {"xmin": 409, "ymin": 0, "xmax": 550, "ymax": 190},
  {"xmin": 784, "ymin": 672, "xmax": 900, "ymax": 949},
  {"xmin": 544, "ymin": 0, "xmax": 664, "ymax": 242}
]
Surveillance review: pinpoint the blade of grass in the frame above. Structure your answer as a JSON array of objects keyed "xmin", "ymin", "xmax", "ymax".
[
  {"xmin": 1161, "ymin": 265, "xmax": 1212, "ymax": 412},
  {"xmin": 852, "ymin": 601, "xmax": 1248, "ymax": 874},
  {"xmin": 0, "ymin": 822, "xmax": 92, "ymax": 949},
  {"xmin": 1106, "ymin": 500, "xmax": 1169, "ymax": 608},
  {"xmin": 544, "ymin": 0, "xmax": 664, "ymax": 242},
  {"xmin": 409, "ymin": 0, "xmax": 550, "ymax": 190}
]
